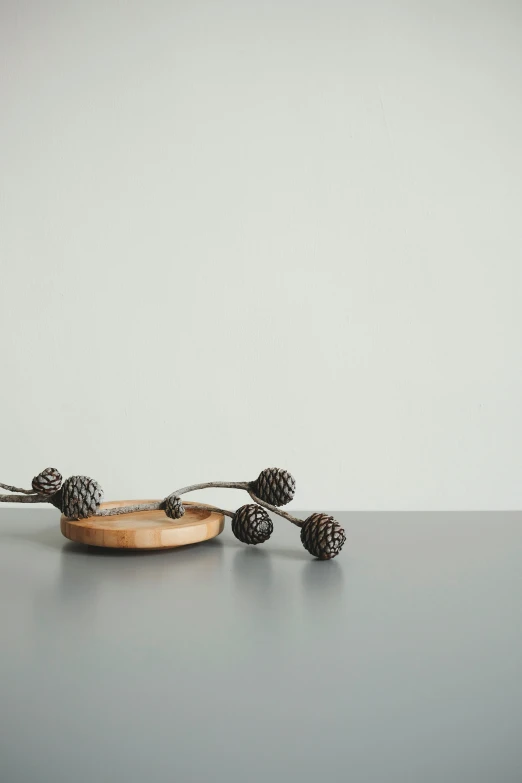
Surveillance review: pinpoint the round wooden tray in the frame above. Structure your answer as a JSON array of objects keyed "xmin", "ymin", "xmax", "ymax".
[{"xmin": 60, "ymin": 499, "xmax": 225, "ymax": 549}]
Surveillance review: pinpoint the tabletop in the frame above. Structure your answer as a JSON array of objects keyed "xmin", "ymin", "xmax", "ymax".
[{"xmin": 0, "ymin": 507, "xmax": 521, "ymax": 783}]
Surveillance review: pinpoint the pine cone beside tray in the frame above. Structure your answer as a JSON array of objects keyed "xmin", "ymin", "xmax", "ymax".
[
  {"xmin": 163, "ymin": 494, "xmax": 185, "ymax": 520},
  {"xmin": 300, "ymin": 513, "xmax": 346, "ymax": 560},
  {"xmin": 51, "ymin": 475, "xmax": 104, "ymax": 520},
  {"xmin": 251, "ymin": 467, "xmax": 296, "ymax": 507},
  {"xmin": 232, "ymin": 504, "xmax": 274, "ymax": 545},
  {"xmin": 32, "ymin": 467, "xmax": 62, "ymax": 496}
]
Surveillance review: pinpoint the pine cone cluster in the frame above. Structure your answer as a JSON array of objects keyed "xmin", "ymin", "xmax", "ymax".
[
  {"xmin": 32, "ymin": 467, "xmax": 62, "ymax": 496},
  {"xmin": 163, "ymin": 494, "xmax": 185, "ymax": 520},
  {"xmin": 251, "ymin": 467, "xmax": 296, "ymax": 507},
  {"xmin": 19, "ymin": 461, "xmax": 348, "ymax": 561},
  {"xmin": 52, "ymin": 475, "xmax": 104, "ymax": 520},
  {"xmin": 300, "ymin": 513, "xmax": 346, "ymax": 560},
  {"xmin": 232, "ymin": 503, "xmax": 273, "ymax": 545}
]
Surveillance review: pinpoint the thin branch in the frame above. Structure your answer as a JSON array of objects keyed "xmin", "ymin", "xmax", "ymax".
[
  {"xmin": 0, "ymin": 482, "xmax": 37, "ymax": 495},
  {"xmin": 174, "ymin": 479, "xmax": 303, "ymax": 526},
  {"xmin": 247, "ymin": 489, "xmax": 303, "ymax": 527},
  {"xmin": 1, "ymin": 475, "xmax": 301, "ymax": 528},
  {"xmin": 173, "ymin": 481, "xmax": 249, "ymax": 495},
  {"xmin": 0, "ymin": 493, "xmax": 50, "ymax": 503},
  {"xmin": 96, "ymin": 500, "xmax": 234, "ymax": 520},
  {"xmin": 96, "ymin": 502, "xmax": 161, "ymax": 516}
]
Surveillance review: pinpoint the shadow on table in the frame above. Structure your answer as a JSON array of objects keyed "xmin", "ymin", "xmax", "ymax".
[
  {"xmin": 5, "ymin": 524, "xmax": 310, "ymax": 561},
  {"xmin": 230, "ymin": 541, "xmax": 345, "ymax": 601},
  {"xmin": 29, "ymin": 535, "xmax": 224, "ymax": 618},
  {"xmin": 301, "ymin": 558, "xmax": 344, "ymax": 596},
  {"xmin": 225, "ymin": 534, "xmax": 312, "ymax": 562},
  {"xmin": 1, "ymin": 524, "xmax": 67, "ymax": 551},
  {"xmin": 232, "ymin": 546, "xmax": 274, "ymax": 587}
]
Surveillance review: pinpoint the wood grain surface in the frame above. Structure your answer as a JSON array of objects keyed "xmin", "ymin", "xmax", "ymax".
[{"xmin": 60, "ymin": 499, "xmax": 225, "ymax": 549}]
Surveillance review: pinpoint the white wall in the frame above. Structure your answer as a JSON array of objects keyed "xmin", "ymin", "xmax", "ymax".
[{"xmin": 1, "ymin": 0, "xmax": 521, "ymax": 510}]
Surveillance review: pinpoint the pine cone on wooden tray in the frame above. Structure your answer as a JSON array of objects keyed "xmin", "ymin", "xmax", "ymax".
[
  {"xmin": 163, "ymin": 494, "xmax": 185, "ymax": 520},
  {"xmin": 52, "ymin": 475, "xmax": 104, "ymax": 520}
]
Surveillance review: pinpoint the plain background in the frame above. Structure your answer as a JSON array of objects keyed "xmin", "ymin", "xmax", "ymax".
[{"xmin": 1, "ymin": 0, "xmax": 521, "ymax": 511}]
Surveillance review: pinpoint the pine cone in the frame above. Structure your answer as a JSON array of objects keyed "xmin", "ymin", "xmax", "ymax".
[
  {"xmin": 232, "ymin": 504, "xmax": 273, "ymax": 545},
  {"xmin": 163, "ymin": 494, "xmax": 185, "ymax": 520},
  {"xmin": 32, "ymin": 467, "xmax": 62, "ymax": 496},
  {"xmin": 52, "ymin": 475, "xmax": 104, "ymax": 520},
  {"xmin": 251, "ymin": 467, "xmax": 296, "ymax": 507},
  {"xmin": 300, "ymin": 513, "xmax": 346, "ymax": 560}
]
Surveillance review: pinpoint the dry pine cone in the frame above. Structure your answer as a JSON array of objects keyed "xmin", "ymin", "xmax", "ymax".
[
  {"xmin": 163, "ymin": 494, "xmax": 185, "ymax": 520},
  {"xmin": 300, "ymin": 513, "xmax": 346, "ymax": 560},
  {"xmin": 32, "ymin": 467, "xmax": 62, "ymax": 496},
  {"xmin": 251, "ymin": 467, "xmax": 296, "ymax": 507},
  {"xmin": 232, "ymin": 504, "xmax": 273, "ymax": 545},
  {"xmin": 52, "ymin": 475, "xmax": 104, "ymax": 520}
]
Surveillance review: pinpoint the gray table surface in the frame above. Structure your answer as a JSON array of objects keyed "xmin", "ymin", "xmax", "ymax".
[{"xmin": 0, "ymin": 507, "xmax": 521, "ymax": 783}]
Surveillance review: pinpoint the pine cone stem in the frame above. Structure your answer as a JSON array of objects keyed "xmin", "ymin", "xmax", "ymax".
[
  {"xmin": 93, "ymin": 479, "xmax": 249, "ymax": 517},
  {"xmin": 247, "ymin": 489, "xmax": 303, "ymax": 527},
  {"xmin": 173, "ymin": 481, "xmax": 250, "ymax": 495},
  {"xmin": 0, "ymin": 482, "xmax": 38, "ymax": 495},
  {"xmin": 0, "ymin": 493, "xmax": 50, "ymax": 503},
  {"xmin": 173, "ymin": 478, "xmax": 303, "ymax": 527},
  {"xmin": 96, "ymin": 502, "xmax": 162, "ymax": 516},
  {"xmin": 96, "ymin": 501, "xmax": 234, "ymax": 519}
]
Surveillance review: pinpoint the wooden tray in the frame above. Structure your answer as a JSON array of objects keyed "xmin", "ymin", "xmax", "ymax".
[{"xmin": 60, "ymin": 499, "xmax": 224, "ymax": 549}]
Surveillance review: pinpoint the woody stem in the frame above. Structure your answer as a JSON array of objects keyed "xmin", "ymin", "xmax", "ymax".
[
  {"xmin": 175, "ymin": 479, "xmax": 303, "ymax": 527},
  {"xmin": 173, "ymin": 481, "xmax": 250, "ymax": 495},
  {"xmin": 0, "ymin": 494, "xmax": 51, "ymax": 503},
  {"xmin": 96, "ymin": 502, "xmax": 161, "ymax": 516},
  {"xmin": 0, "ymin": 482, "xmax": 37, "ymax": 495},
  {"xmin": 247, "ymin": 490, "xmax": 304, "ymax": 527},
  {"xmin": 95, "ymin": 500, "xmax": 234, "ymax": 519}
]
